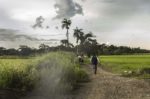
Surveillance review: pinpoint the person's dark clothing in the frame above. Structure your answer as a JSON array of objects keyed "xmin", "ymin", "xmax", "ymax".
[
  {"xmin": 91, "ymin": 56, "xmax": 98, "ymax": 65},
  {"xmin": 91, "ymin": 56, "xmax": 98, "ymax": 74}
]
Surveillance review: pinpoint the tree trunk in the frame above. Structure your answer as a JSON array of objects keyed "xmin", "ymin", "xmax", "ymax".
[
  {"xmin": 66, "ymin": 29, "xmax": 69, "ymax": 47},
  {"xmin": 77, "ymin": 42, "xmax": 79, "ymax": 55}
]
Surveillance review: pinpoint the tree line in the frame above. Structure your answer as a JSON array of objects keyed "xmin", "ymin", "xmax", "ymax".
[
  {"xmin": 0, "ymin": 43, "xmax": 149, "ymax": 57},
  {"xmin": 0, "ymin": 18, "xmax": 150, "ymax": 56}
]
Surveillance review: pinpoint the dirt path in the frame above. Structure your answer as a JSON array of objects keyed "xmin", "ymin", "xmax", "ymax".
[{"xmin": 73, "ymin": 64, "xmax": 150, "ymax": 99}]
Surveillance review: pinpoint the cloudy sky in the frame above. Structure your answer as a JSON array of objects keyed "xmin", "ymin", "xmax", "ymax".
[{"xmin": 0, "ymin": 0, "xmax": 150, "ymax": 49}]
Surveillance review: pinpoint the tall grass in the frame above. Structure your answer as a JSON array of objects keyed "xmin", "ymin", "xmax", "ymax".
[{"xmin": 0, "ymin": 52, "xmax": 88, "ymax": 95}]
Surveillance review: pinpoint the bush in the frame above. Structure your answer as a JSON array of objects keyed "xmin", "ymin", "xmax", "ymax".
[{"xmin": 75, "ymin": 67, "xmax": 89, "ymax": 82}]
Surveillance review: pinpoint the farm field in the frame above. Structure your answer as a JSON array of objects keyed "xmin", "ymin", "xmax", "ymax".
[{"xmin": 100, "ymin": 55, "xmax": 150, "ymax": 77}]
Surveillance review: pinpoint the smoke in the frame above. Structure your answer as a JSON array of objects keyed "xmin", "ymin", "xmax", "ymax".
[
  {"xmin": 53, "ymin": 0, "xmax": 84, "ymax": 19},
  {"xmin": 22, "ymin": 53, "xmax": 75, "ymax": 99}
]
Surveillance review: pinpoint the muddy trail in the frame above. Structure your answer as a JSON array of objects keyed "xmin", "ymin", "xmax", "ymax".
[
  {"xmin": 73, "ymin": 64, "xmax": 150, "ymax": 99},
  {"xmin": 0, "ymin": 64, "xmax": 150, "ymax": 99}
]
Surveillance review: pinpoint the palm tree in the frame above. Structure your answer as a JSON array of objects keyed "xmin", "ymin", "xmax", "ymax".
[
  {"xmin": 80, "ymin": 32, "xmax": 94, "ymax": 45},
  {"xmin": 88, "ymin": 38, "xmax": 98, "ymax": 45},
  {"xmin": 62, "ymin": 18, "xmax": 72, "ymax": 46},
  {"xmin": 73, "ymin": 27, "xmax": 84, "ymax": 54}
]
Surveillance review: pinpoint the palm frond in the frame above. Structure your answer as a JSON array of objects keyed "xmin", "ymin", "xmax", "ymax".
[
  {"xmin": 61, "ymin": 24, "xmax": 66, "ymax": 29},
  {"xmin": 84, "ymin": 33, "xmax": 93, "ymax": 39}
]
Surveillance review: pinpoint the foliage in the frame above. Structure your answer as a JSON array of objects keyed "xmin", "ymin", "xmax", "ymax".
[
  {"xmin": 98, "ymin": 44, "xmax": 150, "ymax": 55},
  {"xmin": 62, "ymin": 18, "xmax": 72, "ymax": 45},
  {"xmin": 0, "ymin": 59, "xmax": 37, "ymax": 91}
]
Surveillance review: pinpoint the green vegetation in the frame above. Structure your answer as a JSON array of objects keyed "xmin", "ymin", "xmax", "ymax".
[
  {"xmin": 0, "ymin": 52, "xmax": 88, "ymax": 92},
  {"xmin": 0, "ymin": 58, "xmax": 36, "ymax": 91},
  {"xmin": 100, "ymin": 55, "xmax": 150, "ymax": 78}
]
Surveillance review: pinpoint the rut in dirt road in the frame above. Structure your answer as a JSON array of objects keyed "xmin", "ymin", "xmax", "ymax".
[{"xmin": 74, "ymin": 65, "xmax": 150, "ymax": 99}]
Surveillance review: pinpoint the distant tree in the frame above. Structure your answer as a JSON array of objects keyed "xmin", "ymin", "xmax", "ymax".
[
  {"xmin": 62, "ymin": 18, "xmax": 72, "ymax": 46},
  {"xmin": 0, "ymin": 47, "xmax": 6, "ymax": 55},
  {"xmin": 7, "ymin": 48, "xmax": 18, "ymax": 55},
  {"xmin": 60, "ymin": 39, "xmax": 69, "ymax": 47},
  {"xmin": 18, "ymin": 45, "xmax": 32, "ymax": 56},
  {"xmin": 39, "ymin": 44, "xmax": 49, "ymax": 53}
]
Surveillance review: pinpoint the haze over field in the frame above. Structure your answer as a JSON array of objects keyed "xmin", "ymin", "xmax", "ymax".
[{"xmin": 0, "ymin": 0, "xmax": 150, "ymax": 49}]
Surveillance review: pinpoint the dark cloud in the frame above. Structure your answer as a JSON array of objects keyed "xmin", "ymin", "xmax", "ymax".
[
  {"xmin": 0, "ymin": 28, "xmax": 59, "ymax": 41},
  {"xmin": 85, "ymin": 0, "xmax": 150, "ymax": 33},
  {"xmin": 0, "ymin": 28, "xmax": 37, "ymax": 41},
  {"xmin": 38, "ymin": 38, "xmax": 60, "ymax": 41},
  {"xmin": 102, "ymin": 0, "xmax": 150, "ymax": 15},
  {"xmin": 53, "ymin": 0, "xmax": 84, "ymax": 19},
  {"xmin": 32, "ymin": 16, "xmax": 45, "ymax": 29},
  {"xmin": 44, "ymin": 34, "xmax": 63, "ymax": 36},
  {"xmin": 81, "ymin": 0, "xmax": 86, "ymax": 2}
]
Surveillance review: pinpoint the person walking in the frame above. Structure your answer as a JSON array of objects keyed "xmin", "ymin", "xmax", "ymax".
[
  {"xmin": 91, "ymin": 54, "xmax": 99, "ymax": 74},
  {"xmin": 78, "ymin": 54, "xmax": 84, "ymax": 64}
]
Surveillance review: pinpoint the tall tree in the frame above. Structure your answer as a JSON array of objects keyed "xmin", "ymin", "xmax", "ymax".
[
  {"xmin": 80, "ymin": 32, "xmax": 94, "ymax": 45},
  {"xmin": 61, "ymin": 18, "xmax": 72, "ymax": 46},
  {"xmin": 73, "ymin": 27, "xmax": 84, "ymax": 54}
]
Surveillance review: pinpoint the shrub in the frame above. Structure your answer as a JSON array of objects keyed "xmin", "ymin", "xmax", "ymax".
[{"xmin": 75, "ymin": 67, "xmax": 89, "ymax": 82}]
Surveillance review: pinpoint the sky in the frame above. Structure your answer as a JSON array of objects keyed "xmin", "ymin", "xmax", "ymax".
[{"xmin": 0, "ymin": 0, "xmax": 150, "ymax": 49}]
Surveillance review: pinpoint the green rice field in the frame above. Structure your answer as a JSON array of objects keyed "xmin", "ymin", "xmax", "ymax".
[{"xmin": 100, "ymin": 55, "xmax": 150, "ymax": 76}]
